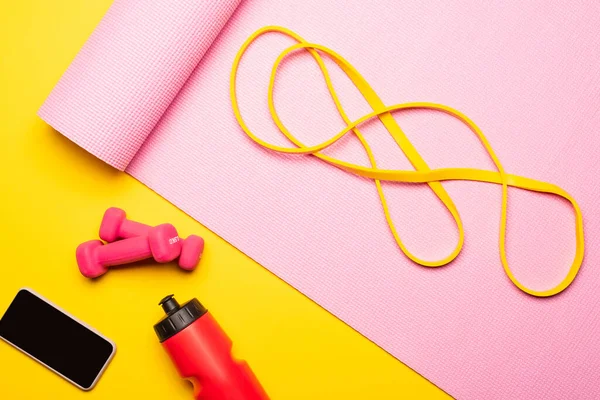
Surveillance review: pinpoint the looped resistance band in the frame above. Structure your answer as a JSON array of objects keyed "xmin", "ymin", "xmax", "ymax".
[{"xmin": 230, "ymin": 26, "xmax": 585, "ymax": 297}]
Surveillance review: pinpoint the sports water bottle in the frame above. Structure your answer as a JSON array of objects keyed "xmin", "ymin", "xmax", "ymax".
[{"xmin": 154, "ymin": 294, "xmax": 269, "ymax": 400}]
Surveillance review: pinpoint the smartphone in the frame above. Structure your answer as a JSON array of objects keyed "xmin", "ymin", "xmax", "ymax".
[{"xmin": 0, "ymin": 288, "xmax": 116, "ymax": 390}]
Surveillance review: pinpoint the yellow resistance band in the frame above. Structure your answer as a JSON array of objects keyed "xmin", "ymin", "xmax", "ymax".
[{"xmin": 230, "ymin": 26, "xmax": 585, "ymax": 297}]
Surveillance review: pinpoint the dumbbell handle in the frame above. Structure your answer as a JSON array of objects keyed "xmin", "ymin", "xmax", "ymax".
[
  {"xmin": 117, "ymin": 219, "xmax": 152, "ymax": 238},
  {"xmin": 96, "ymin": 236, "xmax": 153, "ymax": 267}
]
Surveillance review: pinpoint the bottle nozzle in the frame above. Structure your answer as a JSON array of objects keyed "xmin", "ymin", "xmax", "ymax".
[
  {"xmin": 159, "ymin": 294, "xmax": 180, "ymax": 315},
  {"xmin": 154, "ymin": 294, "xmax": 208, "ymax": 342}
]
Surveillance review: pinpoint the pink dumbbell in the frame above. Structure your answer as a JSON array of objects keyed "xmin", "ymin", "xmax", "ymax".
[
  {"xmin": 99, "ymin": 207, "xmax": 203, "ymax": 271},
  {"xmin": 77, "ymin": 224, "xmax": 182, "ymax": 278}
]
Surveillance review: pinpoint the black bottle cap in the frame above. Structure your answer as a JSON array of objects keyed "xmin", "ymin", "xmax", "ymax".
[{"xmin": 153, "ymin": 294, "xmax": 208, "ymax": 343}]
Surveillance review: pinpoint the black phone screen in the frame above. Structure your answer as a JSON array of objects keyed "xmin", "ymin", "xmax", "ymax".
[{"xmin": 0, "ymin": 289, "xmax": 115, "ymax": 390}]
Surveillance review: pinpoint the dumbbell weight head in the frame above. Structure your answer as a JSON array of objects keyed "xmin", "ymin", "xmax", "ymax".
[
  {"xmin": 147, "ymin": 224, "xmax": 182, "ymax": 263},
  {"xmin": 99, "ymin": 207, "xmax": 127, "ymax": 242},
  {"xmin": 100, "ymin": 207, "xmax": 150, "ymax": 242},
  {"xmin": 178, "ymin": 235, "xmax": 204, "ymax": 271},
  {"xmin": 76, "ymin": 240, "xmax": 105, "ymax": 278}
]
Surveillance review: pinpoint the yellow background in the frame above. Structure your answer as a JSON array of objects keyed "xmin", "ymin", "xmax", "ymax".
[{"xmin": 0, "ymin": 1, "xmax": 448, "ymax": 398}]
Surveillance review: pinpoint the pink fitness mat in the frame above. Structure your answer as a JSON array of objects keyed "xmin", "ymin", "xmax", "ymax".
[{"xmin": 39, "ymin": 1, "xmax": 600, "ymax": 398}]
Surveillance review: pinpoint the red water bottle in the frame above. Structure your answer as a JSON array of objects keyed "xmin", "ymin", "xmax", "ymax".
[{"xmin": 154, "ymin": 294, "xmax": 270, "ymax": 400}]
